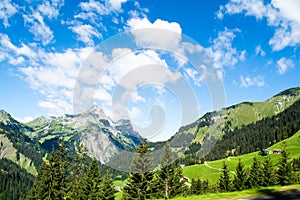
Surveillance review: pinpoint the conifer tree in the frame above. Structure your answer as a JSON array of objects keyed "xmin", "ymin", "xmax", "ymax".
[
  {"xmin": 277, "ymin": 145, "xmax": 293, "ymax": 186},
  {"xmin": 157, "ymin": 142, "xmax": 176, "ymax": 198},
  {"xmin": 171, "ymin": 164, "xmax": 184, "ymax": 197},
  {"xmin": 218, "ymin": 161, "xmax": 231, "ymax": 192},
  {"xmin": 27, "ymin": 143, "xmax": 69, "ymax": 200},
  {"xmin": 246, "ymin": 157, "xmax": 262, "ymax": 188},
  {"xmin": 27, "ymin": 161, "xmax": 50, "ymax": 200},
  {"xmin": 190, "ymin": 178, "xmax": 203, "ymax": 195},
  {"xmin": 122, "ymin": 138, "xmax": 154, "ymax": 200},
  {"xmin": 81, "ymin": 158, "xmax": 102, "ymax": 199},
  {"xmin": 100, "ymin": 170, "xmax": 115, "ymax": 200},
  {"xmin": 261, "ymin": 157, "xmax": 276, "ymax": 187},
  {"xmin": 233, "ymin": 159, "xmax": 246, "ymax": 191},
  {"xmin": 66, "ymin": 144, "xmax": 89, "ymax": 200}
]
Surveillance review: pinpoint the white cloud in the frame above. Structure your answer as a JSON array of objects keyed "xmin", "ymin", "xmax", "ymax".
[
  {"xmin": 108, "ymin": 0, "xmax": 128, "ymax": 11},
  {"xmin": 128, "ymin": 107, "xmax": 142, "ymax": 119},
  {"xmin": 69, "ymin": 24, "xmax": 102, "ymax": 46},
  {"xmin": 220, "ymin": 0, "xmax": 300, "ymax": 51},
  {"xmin": 75, "ymin": 0, "xmax": 129, "ymax": 25},
  {"xmin": 130, "ymin": 91, "xmax": 146, "ymax": 103},
  {"xmin": 96, "ymin": 49, "xmax": 181, "ymax": 121},
  {"xmin": 255, "ymin": 45, "xmax": 266, "ymax": 56},
  {"xmin": 38, "ymin": 0, "xmax": 64, "ymax": 19},
  {"xmin": 277, "ymin": 57, "xmax": 294, "ymax": 75},
  {"xmin": 127, "ymin": 18, "xmax": 182, "ymax": 51},
  {"xmin": 9, "ymin": 56, "xmax": 25, "ymax": 65},
  {"xmin": 16, "ymin": 46, "xmax": 94, "ymax": 115},
  {"xmin": 0, "ymin": 34, "xmax": 38, "ymax": 65},
  {"xmin": 76, "ymin": 0, "xmax": 108, "ymax": 19},
  {"xmin": 206, "ymin": 28, "xmax": 246, "ymax": 79},
  {"xmin": 240, "ymin": 75, "xmax": 265, "ymax": 87},
  {"xmin": 184, "ymin": 66, "xmax": 206, "ymax": 86},
  {"xmin": 23, "ymin": 12, "xmax": 54, "ymax": 46},
  {"xmin": 16, "ymin": 116, "xmax": 34, "ymax": 123},
  {"xmin": 0, "ymin": 34, "xmax": 37, "ymax": 58},
  {"xmin": 0, "ymin": 0, "xmax": 17, "ymax": 27},
  {"xmin": 95, "ymin": 89, "xmax": 112, "ymax": 103}
]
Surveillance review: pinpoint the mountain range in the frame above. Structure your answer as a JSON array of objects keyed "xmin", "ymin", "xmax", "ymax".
[{"xmin": 1, "ymin": 86, "xmax": 300, "ymax": 175}]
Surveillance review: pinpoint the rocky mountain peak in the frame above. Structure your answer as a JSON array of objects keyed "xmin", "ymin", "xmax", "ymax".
[{"xmin": 87, "ymin": 105, "xmax": 107, "ymax": 119}]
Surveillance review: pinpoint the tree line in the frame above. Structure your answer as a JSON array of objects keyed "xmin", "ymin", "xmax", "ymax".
[
  {"xmin": 217, "ymin": 144, "xmax": 300, "ymax": 193},
  {"xmin": 26, "ymin": 139, "xmax": 300, "ymax": 199},
  {"xmin": 27, "ymin": 143, "xmax": 115, "ymax": 200}
]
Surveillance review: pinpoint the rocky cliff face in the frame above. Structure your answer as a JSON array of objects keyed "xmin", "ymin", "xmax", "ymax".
[{"xmin": 24, "ymin": 105, "xmax": 142, "ymax": 163}]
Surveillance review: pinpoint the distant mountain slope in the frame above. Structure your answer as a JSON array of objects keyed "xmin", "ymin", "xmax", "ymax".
[
  {"xmin": 167, "ymin": 86, "xmax": 300, "ymax": 160},
  {"xmin": 25, "ymin": 106, "xmax": 142, "ymax": 163},
  {"xmin": 205, "ymin": 98, "xmax": 300, "ymax": 160},
  {"xmin": 0, "ymin": 110, "xmax": 43, "ymax": 175}
]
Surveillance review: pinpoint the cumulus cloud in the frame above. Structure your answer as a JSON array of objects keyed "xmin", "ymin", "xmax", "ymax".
[
  {"xmin": 69, "ymin": 24, "xmax": 102, "ymax": 46},
  {"xmin": 240, "ymin": 75, "xmax": 265, "ymax": 87},
  {"xmin": 277, "ymin": 57, "xmax": 294, "ymax": 75},
  {"xmin": 127, "ymin": 18, "xmax": 182, "ymax": 51},
  {"xmin": 1, "ymin": 38, "xmax": 95, "ymax": 115},
  {"xmin": 0, "ymin": 0, "xmax": 17, "ymax": 27},
  {"xmin": 219, "ymin": 0, "xmax": 300, "ymax": 51}
]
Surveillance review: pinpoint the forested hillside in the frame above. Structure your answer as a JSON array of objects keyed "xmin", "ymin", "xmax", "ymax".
[{"xmin": 205, "ymin": 98, "xmax": 300, "ymax": 161}]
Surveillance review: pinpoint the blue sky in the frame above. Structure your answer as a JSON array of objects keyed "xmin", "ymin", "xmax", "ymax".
[{"xmin": 0, "ymin": 0, "xmax": 299, "ymax": 141}]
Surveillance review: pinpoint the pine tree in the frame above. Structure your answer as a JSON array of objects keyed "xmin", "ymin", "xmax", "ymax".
[
  {"xmin": 27, "ymin": 161, "xmax": 50, "ymax": 200},
  {"xmin": 190, "ymin": 178, "xmax": 203, "ymax": 195},
  {"xmin": 233, "ymin": 159, "xmax": 246, "ymax": 191},
  {"xmin": 277, "ymin": 145, "xmax": 293, "ymax": 186},
  {"xmin": 218, "ymin": 161, "xmax": 231, "ymax": 192},
  {"xmin": 100, "ymin": 170, "xmax": 115, "ymax": 200},
  {"xmin": 66, "ymin": 144, "xmax": 89, "ymax": 200},
  {"xmin": 81, "ymin": 158, "xmax": 102, "ymax": 199},
  {"xmin": 156, "ymin": 142, "xmax": 177, "ymax": 198},
  {"xmin": 56, "ymin": 142, "xmax": 69, "ymax": 196},
  {"xmin": 122, "ymin": 138, "xmax": 154, "ymax": 200},
  {"xmin": 246, "ymin": 157, "xmax": 262, "ymax": 188},
  {"xmin": 261, "ymin": 157, "xmax": 276, "ymax": 187},
  {"xmin": 170, "ymin": 164, "xmax": 185, "ymax": 197},
  {"xmin": 27, "ymin": 143, "xmax": 69, "ymax": 200}
]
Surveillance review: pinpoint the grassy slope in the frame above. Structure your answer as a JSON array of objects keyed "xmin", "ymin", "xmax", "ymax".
[
  {"xmin": 192, "ymin": 89, "xmax": 300, "ymax": 144},
  {"xmin": 114, "ymin": 130, "xmax": 300, "ymax": 199},
  {"xmin": 170, "ymin": 184, "xmax": 300, "ymax": 200},
  {"xmin": 183, "ymin": 130, "xmax": 300, "ymax": 184},
  {"xmin": 0, "ymin": 134, "xmax": 37, "ymax": 175}
]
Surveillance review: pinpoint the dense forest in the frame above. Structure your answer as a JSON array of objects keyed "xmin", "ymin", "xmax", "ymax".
[
  {"xmin": 205, "ymin": 99, "xmax": 300, "ymax": 161},
  {"xmin": 0, "ymin": 121, "xmax": 44, "ymax": 168},
  {"xmin": 0, "ymin": 158, "xmax": 35, "ymax": 200},
  {"xmin": 182, "ymin": 99, "xmax": 300, "ymax": 163}
]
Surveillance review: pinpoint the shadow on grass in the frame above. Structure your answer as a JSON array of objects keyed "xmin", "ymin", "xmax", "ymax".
[{"xmin": 252, "ymin": 188, "xmax": 300, "ymax": 200}]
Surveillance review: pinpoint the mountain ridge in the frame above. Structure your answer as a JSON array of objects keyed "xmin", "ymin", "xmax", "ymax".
[{"xmin": 1, "ymin": 86, "xmax": 300, "ymax": 173}]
